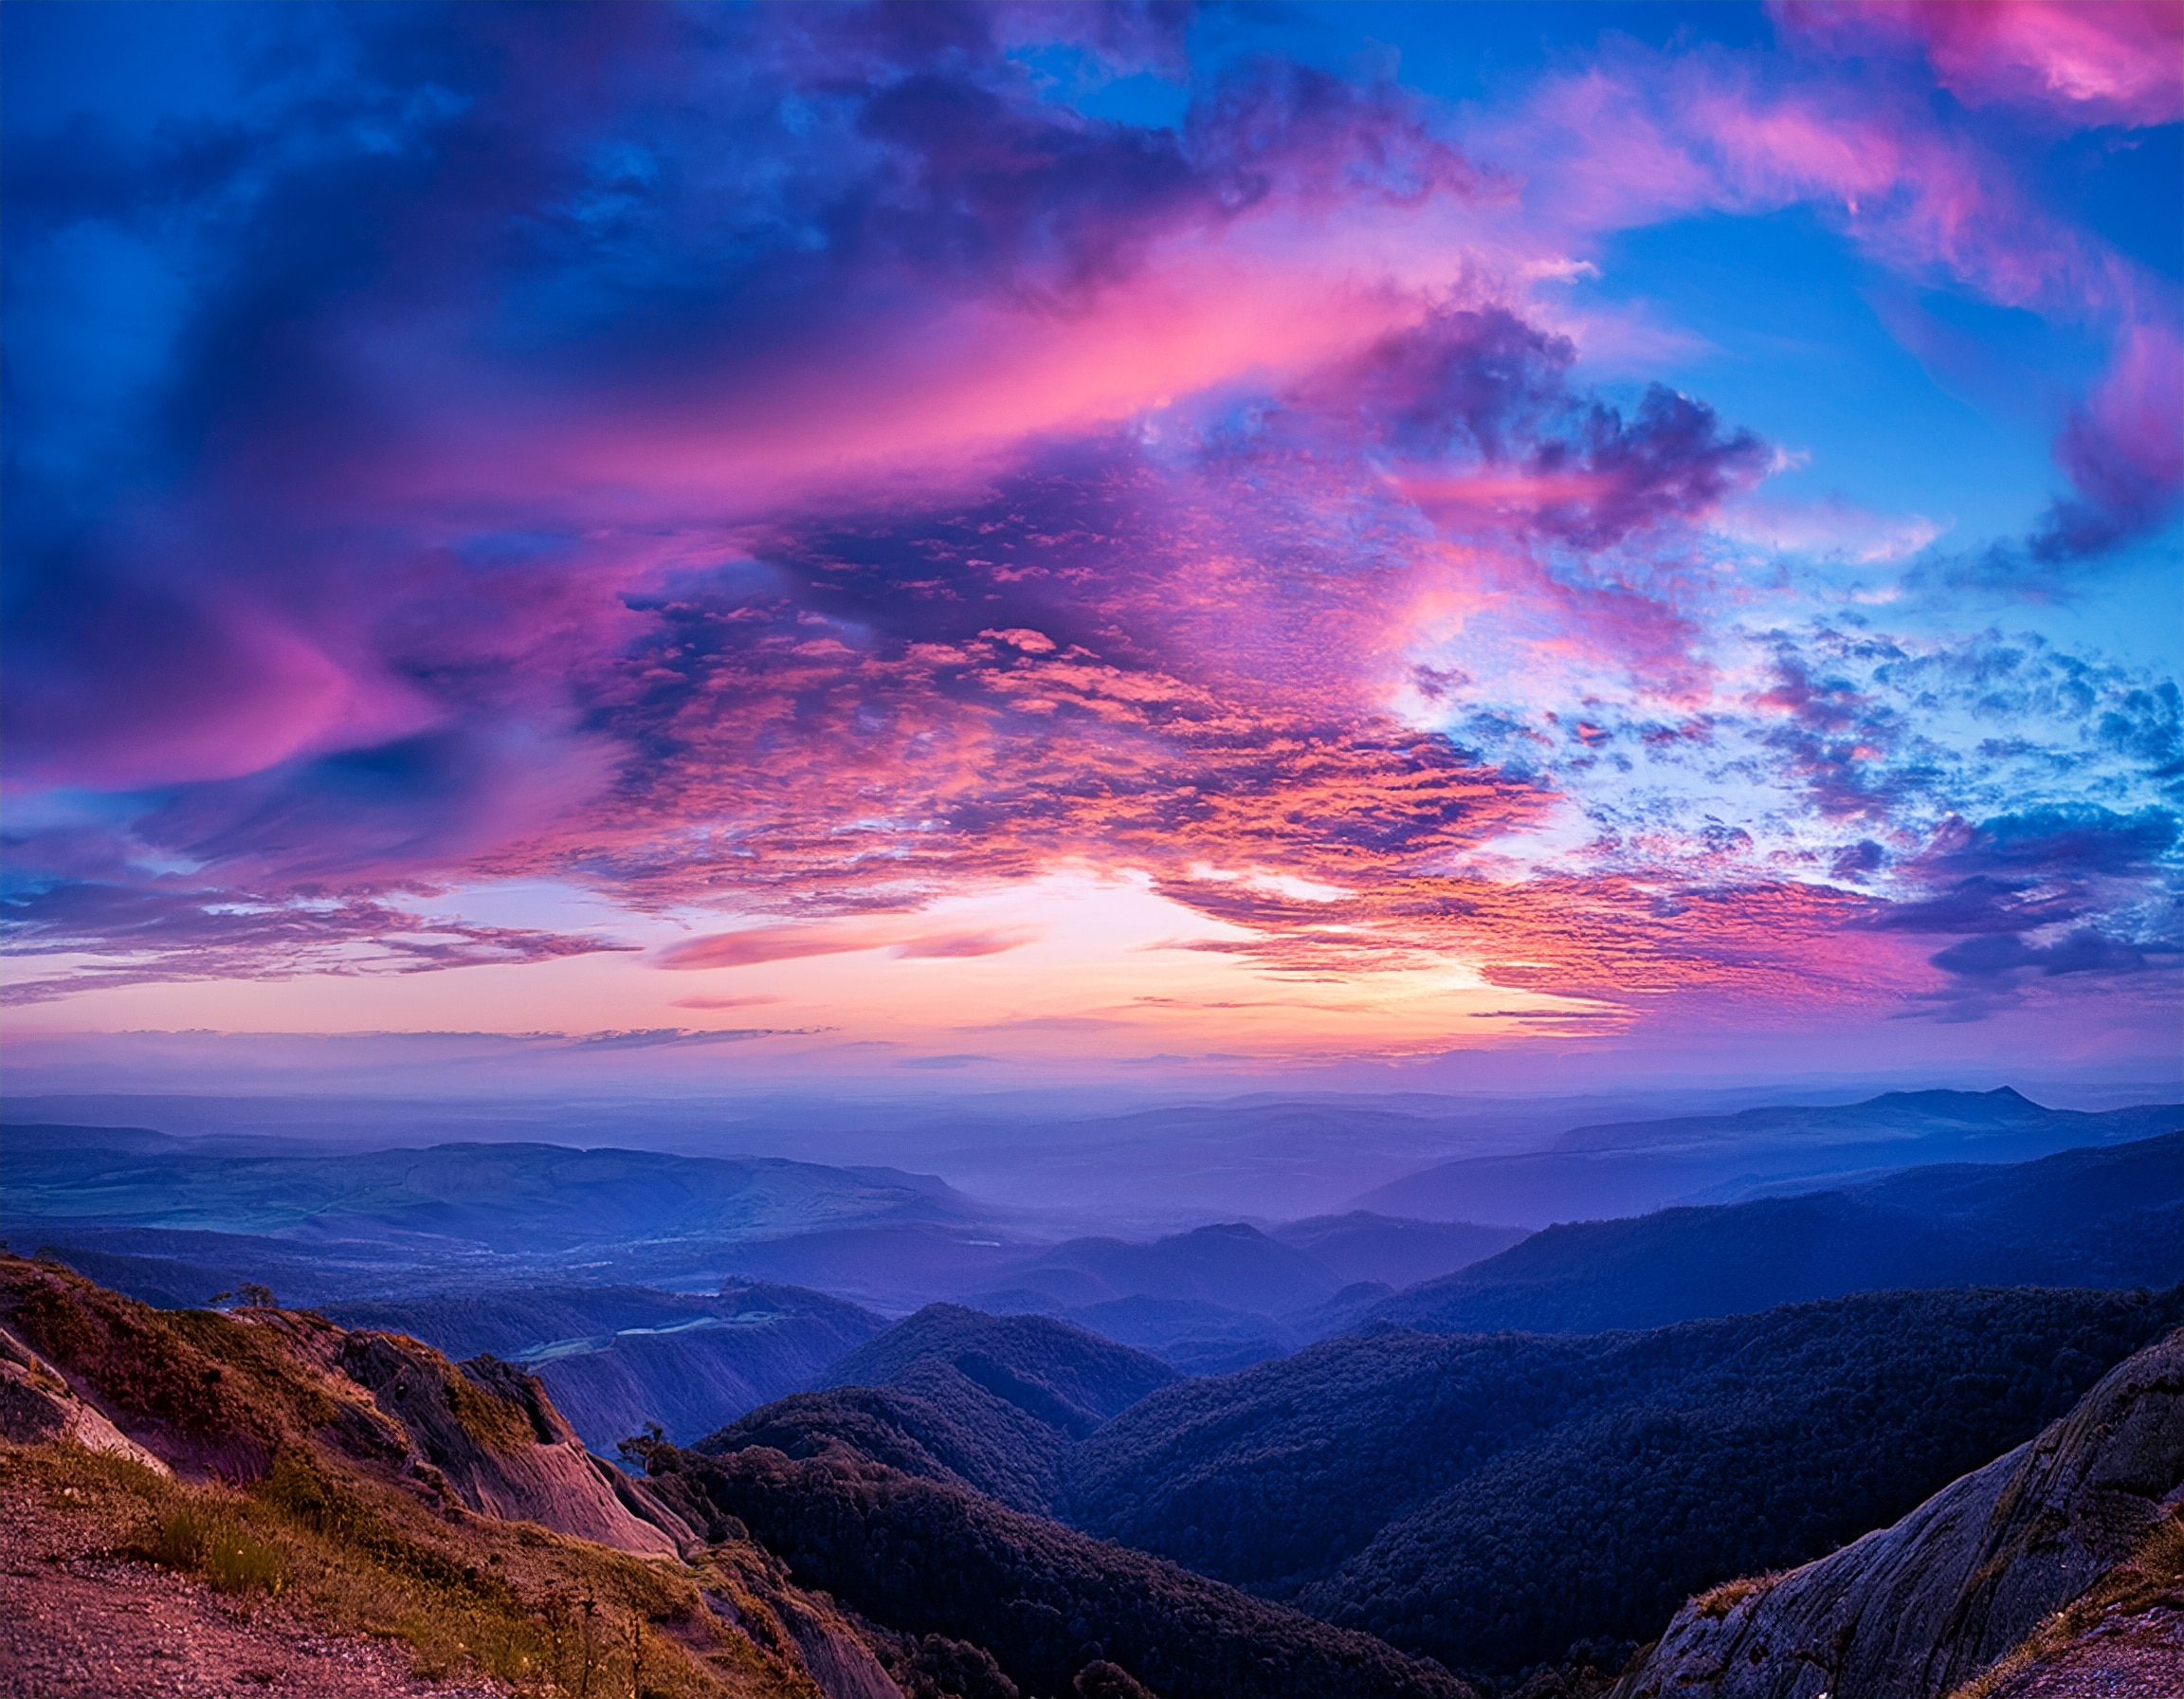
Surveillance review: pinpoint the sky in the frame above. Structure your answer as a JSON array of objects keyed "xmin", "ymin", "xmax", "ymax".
[{"xmin": 3, "ymin": 0, "xmax": 2180, "ymax": 1099}]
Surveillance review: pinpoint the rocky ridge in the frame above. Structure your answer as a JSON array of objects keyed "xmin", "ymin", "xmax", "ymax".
[
  {"xmin": 1611, "ymin": 1325, "xmax": 2184, "ymax": 1699},
  {"xmin": 0, "ymin": 1252, "xmax": 894, "ymax": 1697}
]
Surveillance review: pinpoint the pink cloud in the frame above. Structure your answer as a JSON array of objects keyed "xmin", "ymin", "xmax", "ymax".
[
  {"xmin": 1502, "ymin": 40, "xmax": 2135, "ymax": 315},
  {"xmin": 1929, "ymin": 2, "xmax": 2184, "ymax": 122},
  {"xmin": 1484, "ymin": 33, "xmax": 2173, "ymax": 571},
  {"xmin": 0, "ymin": 881, "xmax": 628, "ymax": 1007},
  {"xmin": 890, "ymin": 929, "xmax": 1039, "ymax": 959},
  {"xmin": 1786, "ymin": 2, "xmax": 2184, "ymax": 126},
  {"xmin": 2036, "ymin": 317, "xmax": 2184, "ymax": 558},
  {"xmin": 8, "ymin": 5, "xmax": 2171, "ymax": 1049},
  {"xmin": 656, "ymin": 923, "xmax": 903, "ymax": 970},
  {"xmin": 657, "ymin": 920, "xmax": 1038, "ymax": 970},
  {"xmin": 1729, "ymin": 500, "xmax": 1949, "ymax": 565},
  {"xmin": 5, "ymin": 593, "xmax": 444, "ymax": 793}
]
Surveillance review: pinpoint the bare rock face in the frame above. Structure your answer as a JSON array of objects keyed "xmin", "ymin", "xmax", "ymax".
[
  {"xmin": 334, "ymin": 1329, "xmax": 694, "ymax": 1557},
  {"xmin": 1613, "ymin": 1327, "xmax": 2184, "ymax": 1699},
  {"xmin": 0, "ymin": 1323, "xmax": 171, "ymax": 1475},
  {"xmin": 771, "ymin": 1587, "xmax": 909, "ymax": 1699}
]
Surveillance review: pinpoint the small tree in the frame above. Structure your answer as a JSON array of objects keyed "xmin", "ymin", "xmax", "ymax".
[{"xmin": 1075, "ymin": 1662, "xmax": 1156, "ymax": 1699}]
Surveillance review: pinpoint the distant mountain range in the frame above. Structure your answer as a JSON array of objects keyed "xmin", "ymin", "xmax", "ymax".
[
  {"xmin": 965, "ymin": 1132, "xmax": 2182, "ymax": 1370},
  {"xmin": 944, "ymin": 1216, "xmax": 1519, "ymax": 1374},
  {"xmin": 1355, "ymin": 1087, "xmax": 2181, "ymax": 1225},
  {"xmin": 1353, "ymin": 1132, "xmax": 2184, "ymax": 1336},
  {"xmin": 0, "ymin": 1122, "xmax": 1003, "ymax": 1295},
  {"xmin": 712, "ymin": 1212, "xmax": 1525, "ymax": 1343},
  {"xmin": 1270, "ymin": 1214, "xmax": 1527, "ymax": 1288},
  {"xmin": 19, "ymin": 1105, "xmax": 2182, "ymax": 1419},
  {"xmin": 9, "ymin": 1213, "xmax": 2180, "ymax": 1694}
]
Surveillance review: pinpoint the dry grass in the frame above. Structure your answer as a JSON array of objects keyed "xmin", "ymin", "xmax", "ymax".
[
  {"xmin": 1948, "ymin": 1508, "xmax": 2184, "ymax": 1699},
  {"xmin": 5, "ymin": 1263, "xmax": 337, "ymax": 1471},
  {"xmin": 442, "ymin": 1369, "xmax": 540, "ymax": 1456},
  {"xmin": 6, "ymin": 1437, "xmax": 820, "ymax": 1698},
  {"xmin": 1689, "ymin": 1570, "xmax": 1786, "ymax": 1619},
  {"xmin": 0, "ymin": 1256, "xmax": 841, "ymax": 1696}
]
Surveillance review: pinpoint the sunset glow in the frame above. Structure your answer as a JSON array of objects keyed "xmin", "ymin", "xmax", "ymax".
[{"xmin": 5, "ymin": 0, "xmax": 2179, "ymax": 1092}]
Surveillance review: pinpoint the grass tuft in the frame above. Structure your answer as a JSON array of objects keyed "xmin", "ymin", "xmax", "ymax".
[
  {"xmin": 139, "ymin": 1502, "xmax": 288, "ymax": 1597},
  {"xmin": 1690, "ymin": 1571, "xmax": 1783, "ymax": 1619}
]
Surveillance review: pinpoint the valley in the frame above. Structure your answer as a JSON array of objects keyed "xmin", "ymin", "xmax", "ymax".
[{"xmin": 4, "ymin": 1085, "xmax": 2181, "ymax": 1696}]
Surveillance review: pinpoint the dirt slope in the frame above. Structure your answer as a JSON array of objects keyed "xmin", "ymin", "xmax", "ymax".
[{"xmin": 0, "ymin": 1465, "xmax": 508, "ymax": 1699}]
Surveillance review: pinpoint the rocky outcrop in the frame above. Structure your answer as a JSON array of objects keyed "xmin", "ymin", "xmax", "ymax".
[
  {"xmin": 770, "ymin": 1589, "xmax": 907, "ymax": 1699},
  {"xmin": 0, "ymin": 1253, "xmax": 937, "ymax": 1698},
  {"xmin": 0, "ymin": 1254, "xmax": 693, "ymax": 1559},
  {"xmin": 1613, "ymin": 1326, "xmax": 2184, "ymax": 1699},
  {"xmin": 0, "ymin": 1322, "xmax": 171, "ymax": 1475},
  {"xmin": 326, "ymin": 1328, "xmax": 695, "ymax": 1557}
]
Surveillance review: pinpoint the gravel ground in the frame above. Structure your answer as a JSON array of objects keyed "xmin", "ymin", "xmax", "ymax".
[{"xmin": 0, "ymin": 1475, "xmax": 509, "ymax": 1699}]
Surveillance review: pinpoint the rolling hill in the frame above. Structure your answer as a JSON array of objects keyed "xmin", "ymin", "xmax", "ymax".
[
  {"xmin": 701, "ymin": 1305, "xmax": 1183, "ymax": 1517},
  {"xmin": 817, "ymin": 1304, "xmax": 1183, "ymax": 1426},
  {"xmin": 640, "ymin": 1434, "xmax": 1475, "ymax": 1699},
  {"xmin": 1, "ymin": 1254, "xmax": 1474, "ymax": 1699}
]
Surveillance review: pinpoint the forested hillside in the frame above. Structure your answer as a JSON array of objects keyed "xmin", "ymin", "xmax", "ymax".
[
  {"xmin": 819, "ymin": 1304, "xmax": 1180, "ymax": 1430},
  {"xmin": 1611, "ymin": 1326, "xmax": 2184, "ymax": 1699},
  {"xmin": 1065, "ymin": 1286, "xmax": 2184, "ymax": 1675},
  {"xmin": 632, "ymin": 1435, "xmax": 1475, "ymax": 1699},
  {"xmin": 700, "ymin": 1304, "xmax": 1185, "ymax": 1515}
]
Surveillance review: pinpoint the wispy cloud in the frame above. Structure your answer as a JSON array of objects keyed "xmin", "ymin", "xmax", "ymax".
[{"xmin": 2, "ymin": 0, "xmax": 2174, "ymax": 1053}]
